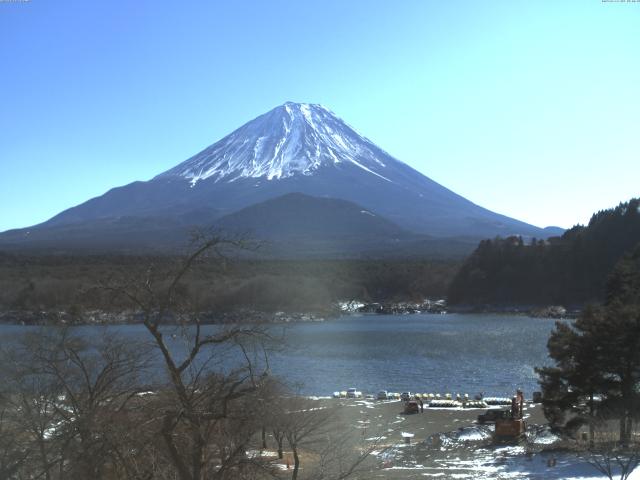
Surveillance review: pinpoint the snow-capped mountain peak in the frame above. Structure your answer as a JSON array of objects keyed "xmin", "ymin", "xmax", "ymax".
[
  {"xmin": 157, "ymin": 102, "xmax": 395, "ymax": 185},
  {"xmin": 3, "ymin": 101, "xmax": 559, "ymax": 250}
]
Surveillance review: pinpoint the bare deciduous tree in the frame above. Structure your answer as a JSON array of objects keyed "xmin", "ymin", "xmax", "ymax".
[
  {"xmin": 0, "ymin": 327, "xmax": 153, "ymax": 480},
  {"xmin": 105, "ymin": 234, "xmax": 275, "ymax": 480},
  {"xmin": 265, "ymin": 395, "xmax": 382, "ymax": 480},
  {"xmin": 0, "ymin": 234, "xmax": 384, "ymax": 480}
]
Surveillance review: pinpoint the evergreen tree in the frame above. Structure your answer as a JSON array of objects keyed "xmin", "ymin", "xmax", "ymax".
[
  {"xmin": 449, "ymin": 198, "xmax": 640, "ymax": 306},
  {"xmin": 599, "ymin": 246, "xmax": 640, "ymax": 444},
  {"xmin": 536, "ymin": 306, "xmax": 608, "ymax": 442},
  {"xmin": 537, "ymin": 244, "xmax": 640, "ymax": 445}
]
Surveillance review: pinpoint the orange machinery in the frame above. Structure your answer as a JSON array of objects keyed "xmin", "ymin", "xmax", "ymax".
[{"xmin": 493, "ymin": 389, "xmax": 526, "ymax": 442}]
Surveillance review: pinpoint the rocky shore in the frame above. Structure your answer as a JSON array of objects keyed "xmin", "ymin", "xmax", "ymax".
[
  {"xmin": 0, "ymin": 308, "xmax": 333, "ymax": 326},
  {"xmin": 0, "ymin": 300, "xmax": 579, "ymax": 326},
  {"xmin": 338, "ymin": 299, "xmax": 448, "ymax": 315}
]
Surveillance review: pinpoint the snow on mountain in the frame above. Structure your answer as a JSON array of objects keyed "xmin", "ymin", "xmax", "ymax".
[{"xmin": 157, "ymin": 102, "xmax": 393, "ymax": 185}]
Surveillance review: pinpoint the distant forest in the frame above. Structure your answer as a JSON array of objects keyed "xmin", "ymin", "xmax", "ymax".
[
  {"xmin": 4, "ymin": 199, "xmax": 639, "ymax": 318},
  {"xmin": 0, "ymin": 254, "xmax": 458, "ymax": 317},
  {"xmin": 448, "ymin": 198, "xmax": 640, "ymax": 307}
]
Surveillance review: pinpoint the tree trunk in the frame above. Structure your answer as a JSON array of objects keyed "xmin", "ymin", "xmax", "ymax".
[
  {"xmin": 274, "ymin": 432, "xmax": 283, "ymax": 459},
  {"xmin": 621, "ymin": 369, "xmax": 633, "ymax": 447},
  {"xmin": 261, "ymin": 426, "xmax": 267, "ymax": 450},
  {"xmin": 37, "ymin": 437, "xmax": 51, "ymax": 480},
  {"xmin": 624, "ymin": 415, "xmax": 633, "ymax": 446},
  {"xmin": 162, "ymin": 415, "xmax": 193, "ymax": 480},
  {"xmin": 620, "ymin": 417, "xmax": 627, "ymax": 445},
  {"xmin": 191, "ymin": 433, "xmax": 203, "ymax": 480},
  {"xmin": 291, "ymin": 446, "xmax": 300, "ymax": 480},
  {"xmin": 589, "ymin": 393, "xmax": 595, "ymax": 448}
]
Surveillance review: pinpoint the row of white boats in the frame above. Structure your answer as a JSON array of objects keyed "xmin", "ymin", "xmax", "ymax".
[{"xmin": 332, "ymin": 388, "xmax": 514, "ymax": 408}]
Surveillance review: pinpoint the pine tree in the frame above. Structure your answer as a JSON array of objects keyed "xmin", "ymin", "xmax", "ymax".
[{"xmin": 537, "ymin": 244, "xmax": 640, "ymax": 445}]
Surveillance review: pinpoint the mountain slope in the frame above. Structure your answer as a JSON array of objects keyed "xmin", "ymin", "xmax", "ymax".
[
  {"xmin": 213, "ymin": 193, "xmax": 477, "ymax": 258},
  {"xmin": 215, "ymin": 193, "xmax": 407, "ymax": 239},
  {"xmin": 0, "ymin": 102, "xmax": 560, "ymax": 253}
]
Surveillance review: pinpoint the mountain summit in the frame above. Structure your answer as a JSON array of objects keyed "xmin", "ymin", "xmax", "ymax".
[
  {"xmin": 0, "ymin": 102, "xmax": 562, "ymax": 254},
  {"xmin": 158, "ymin": 102, "xmax": 392, "ymax": 184}
]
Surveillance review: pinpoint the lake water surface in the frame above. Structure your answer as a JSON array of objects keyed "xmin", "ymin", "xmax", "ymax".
[
  {"xmin": 0, "ymin": 313, "xmax": 559, "ymax": 397},
  {"xmin": 269, "ymin": 313, "xmax": 559, "ymax": 397}
]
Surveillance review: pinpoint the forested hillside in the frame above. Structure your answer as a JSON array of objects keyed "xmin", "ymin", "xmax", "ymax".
[
  {"xmin": 0, "ymin": 253, "xmax": 458, "ymax": 317},
  {"xmin": 448, "ymin": 198, "xmax": 640, "ymax": 307}
]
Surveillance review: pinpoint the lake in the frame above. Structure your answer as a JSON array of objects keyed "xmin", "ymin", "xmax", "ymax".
[
  {"xmin": 0, "ymin": 313, "xmax": 560, "ymax": 397},
  {"xmin": 269, "ymin": 313, "xmax": 559, "ymax": 397}
]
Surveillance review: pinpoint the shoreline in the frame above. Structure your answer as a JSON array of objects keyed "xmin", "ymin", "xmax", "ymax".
[{"xmin": 0, "ymin": 303, "xmax": 576, "ymax": 326}]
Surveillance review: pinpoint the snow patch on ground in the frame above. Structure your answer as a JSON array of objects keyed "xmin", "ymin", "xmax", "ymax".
[{"xmin": 373, "ymin": 430, "xmax": 640, "ymax": 479}]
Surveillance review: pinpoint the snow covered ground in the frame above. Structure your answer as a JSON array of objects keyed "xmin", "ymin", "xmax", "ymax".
[
  {"xmin": 311, "ymin": 396, "xmax": 638, "ymax": 479},
  {"xmin": 374, "ymin": 425, "xmax": 639, "ymax": 479},
  {"xmin": 378, "ymin": 442, "xmax": 639, "ymax": 479}
]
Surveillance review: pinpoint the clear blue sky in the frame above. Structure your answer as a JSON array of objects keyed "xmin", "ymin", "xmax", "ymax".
[{"xmin": 1, "ymin": 0, "xmax": 638, "ymax": 232}]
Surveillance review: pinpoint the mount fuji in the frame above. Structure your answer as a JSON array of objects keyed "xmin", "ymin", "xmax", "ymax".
[{"xmin": 0, "ymin": 102, "xmax": 562, "ymax": 254}]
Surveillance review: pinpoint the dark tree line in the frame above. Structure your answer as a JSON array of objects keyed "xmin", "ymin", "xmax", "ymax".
[
  {"xmin": 0, "ymin": 253, "xmax": 459, "ymax": 321},
  {"xmin": 448, "ymin": 198, "xmax": 640, "ymax": 307},
  {"xmin": 537, "ymin": 244, "xmax": 640, "ymax": 449}
]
